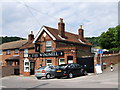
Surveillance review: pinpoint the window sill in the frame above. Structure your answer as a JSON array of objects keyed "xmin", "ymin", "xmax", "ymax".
[{"xmin": 6, "ymin": 54, "xmax": 11, "ymax": 55}]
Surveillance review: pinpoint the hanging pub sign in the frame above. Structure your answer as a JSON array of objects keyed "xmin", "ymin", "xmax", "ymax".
[{"xmin": 28, "ymin": 51, "xmax": 64, "ymax": 58}]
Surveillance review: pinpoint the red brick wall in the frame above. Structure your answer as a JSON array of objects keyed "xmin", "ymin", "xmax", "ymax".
[
  {"xmin": 19, "ymin": 31, "xmax": 92, "ymax": 76},
  {"xmin": 1, "ymin": 50, "xmax": 20, "ymax": 66},
  {"xmin": 20, "ymin": 49, "xmax": 35, "ymax": 75},
  {"xmin": 94, "ymin": 53, "xmax": 120, "ymax": 70},
  {"xmin": 37, "ymin": 31, "xmax": 56, "ymax": 52},
  {"xmin": 2, "ymin": 66, "xmax": 16, "ymax": 77},
  {"xmin": 102, "ymin": 54, "xmax": 120, "ymax": 67}
]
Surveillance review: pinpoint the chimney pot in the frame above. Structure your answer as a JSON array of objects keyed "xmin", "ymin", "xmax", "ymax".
[
  {"xmin": 78, "ymin": 25, "xmax": 84, "ymax": 41},
  {"xmin": 58, "ymin": 18, "xmax": 65, "ymax": 38},
  {"xmin": 60, "ymin": 18, "xmax": 63, "ymax": 23},
  {"xmin": 28, "ymin": 31, "xmax": 34, "ymax": 42},
  {"xmin": 80, "ymin": 25, "xmax": 82, "ymax": 29},
  {"xmin": 31, "ymin": 31, "xmax": 33, "ymax": 34}
]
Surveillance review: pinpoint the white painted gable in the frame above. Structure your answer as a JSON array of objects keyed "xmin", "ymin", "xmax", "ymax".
[{"xmin": 33, "ymin": 26, "xmax": 56, "ymax": 43}]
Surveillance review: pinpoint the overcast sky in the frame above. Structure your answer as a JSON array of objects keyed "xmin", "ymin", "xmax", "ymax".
[{"xmin": 0, "ymin": 0, "xmax": 119, "ymax": 39}]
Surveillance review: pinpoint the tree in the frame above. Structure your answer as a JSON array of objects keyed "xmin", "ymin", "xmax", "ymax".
[
  {"xmin": 85, "ymin": 37, "xmax": 100, "ymax": 47},
  {"xmin": 0, "ymin": 36, "xmax": 26, "ymax": 45},
  {"xmin": 99, "ymin": 25, "xmax": 120, "ymax": 51}
]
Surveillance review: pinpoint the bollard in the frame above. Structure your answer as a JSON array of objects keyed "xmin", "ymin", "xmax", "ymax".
[{"xmin": 110, "ymin": 64, "xmax": 113, "ymax": 72}]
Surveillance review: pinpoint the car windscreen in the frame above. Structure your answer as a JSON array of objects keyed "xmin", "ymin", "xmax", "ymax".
[
  {"xmin": 57, "ymin": 64, "xmax": 67, "ymax": 69},
  {"xmin": 37, "ymin": 66, "xmax": 46, "ymax": 70}
]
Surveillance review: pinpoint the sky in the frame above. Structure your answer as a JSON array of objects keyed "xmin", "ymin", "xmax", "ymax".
[{"xmin": 0, "ymin": 0, "xmax": 119, "ymax": 39}]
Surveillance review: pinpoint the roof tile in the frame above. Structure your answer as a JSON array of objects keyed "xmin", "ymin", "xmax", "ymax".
[
  {"xmin": 0, "ymin": 40, "xmax": 28, "ymax": 50},
  {"xmin": 44, "ymin": 26, "xmax": 92, "ymax": 46}
]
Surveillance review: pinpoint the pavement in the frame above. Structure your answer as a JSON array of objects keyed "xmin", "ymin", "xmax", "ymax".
[{"xmin": 0, "ymin": 64, "xmax": 119, "ymax": 89}]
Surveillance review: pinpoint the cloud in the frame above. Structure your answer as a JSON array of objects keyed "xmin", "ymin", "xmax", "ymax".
[{"xmin": 1, "ymin": 1, "xmax": 118, "ymax": 38}]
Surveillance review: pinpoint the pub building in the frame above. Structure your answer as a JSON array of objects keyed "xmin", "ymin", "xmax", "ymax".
[{"xmin": 20, "ymin": 18, "xmax": 93, "ymax": 76}]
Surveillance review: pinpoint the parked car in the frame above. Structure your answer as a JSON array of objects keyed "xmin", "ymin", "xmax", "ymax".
[
  {"xmin": 55, "ymin": 63, "xmax": 87, "ymax": 79},
  {"xmin": 35, "ymin": 65, "xmax": 56, "ymax": 79}
]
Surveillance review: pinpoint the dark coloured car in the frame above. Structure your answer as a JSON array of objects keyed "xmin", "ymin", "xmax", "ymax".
[{"xmin": 55, "ymin": 63, "xmax": 87, "ymax": 78}]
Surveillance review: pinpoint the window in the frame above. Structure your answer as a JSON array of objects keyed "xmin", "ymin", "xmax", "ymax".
[
  {"xmin": 74, "ymin": 64, "xmax": 81, "ymax": 68},
  {"xmin": 46, "ymin": 59, "xmax": 52, "ymax": 66},
  {"xmin": 6, "ymin": 50, "xmax": 11, "ymax": 55},
  {"xmin": 67, "ymin": 56, "xmax": 73, "ymax": 64},
  {"xmin": 7, "ymin": 61, "xmax": 13, "ymax": 66},
  {"xmin": 35, "ymin": 44, "xmax": 40, "ymax": 52},
  {"xmin": 69, "ymin": 64, "xmax": 75, "ymax": 68},
  {"xmin": 24, "ymin": 49, "xmax": 28, "ymax": 57},
  {"xmin": 49, "ymin": 66, "xmax": 55, "ymax": 69},
  {"xmin": 0, "ymin": 50, "xmax": 2, "ymax": 55},
  {"xmin": 59, "ymin": 58, "xmax": 65, "ymax": 65},
  {"xmin": 15, "ymin": 49, "xmax": 19, "ymax": 54},
  {"xmin": 46, "ymin": 41, "xmax": 52, "ymax": 52}
]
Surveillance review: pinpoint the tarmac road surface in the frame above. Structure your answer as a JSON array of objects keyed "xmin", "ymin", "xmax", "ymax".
[{"xmin": 1, "ymin": 64, "xmax": 119, "ymax": 89}]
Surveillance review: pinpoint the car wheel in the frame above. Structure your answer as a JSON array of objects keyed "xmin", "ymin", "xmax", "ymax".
[
  {"xmin": 83, "ymin": 70, "xmax": 87, "ymax": 75},
  {"xmin": 68, "ymin": 72, "xmax": 73, "ymax": 78},
  {"xmin": 37, "ymin": 77, "xmax": 41, "ymax": 79},
  {"xmin": 46, "ymin": 74, "xmax": 51, "ymax": 79}
]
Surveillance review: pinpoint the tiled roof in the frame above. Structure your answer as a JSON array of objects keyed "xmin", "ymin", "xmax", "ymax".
[
  {"xmin": 20, "ymin": 40, "xmax": 34, "ymax": 49},
  {"xmin": 44, "ymin": 26, "xmax": 92, "ymax": 46},
  {"xmin": 5, "ymin": 56, "xmax": 20, "ymax": 61},
  {"xmin": 0, "ymin": 40, "xmax": 28, "ymax": 50}
]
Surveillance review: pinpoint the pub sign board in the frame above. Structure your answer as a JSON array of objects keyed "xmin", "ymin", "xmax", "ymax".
[{"xmin": 28, "ymin": 51, "xmax": 64, "ymax": 58}]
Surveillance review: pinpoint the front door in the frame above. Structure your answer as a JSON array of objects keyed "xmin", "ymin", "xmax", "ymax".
[{"xmin": 30, "ymin": 62, "xmax": 35, "ymax": 75}]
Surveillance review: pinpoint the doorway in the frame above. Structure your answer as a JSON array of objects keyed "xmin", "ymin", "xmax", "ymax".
[
  {"xmin": 77, "ymin": 57, "xmax": 94, "ymax": 73},
  {"xmin": 30, "ymin": 62, "xmax": 35, "ymax": 75}
]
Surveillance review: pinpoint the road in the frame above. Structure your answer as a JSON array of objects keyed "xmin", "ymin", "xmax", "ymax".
[{"xmin": 1, "ymin": 64, "xmax": 119, "ymax": 89}]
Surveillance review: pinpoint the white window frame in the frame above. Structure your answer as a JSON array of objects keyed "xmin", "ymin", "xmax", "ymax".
[
  {"xmin": 59, "ymin": 58, "xmax": 65, "ymax": 65},
  {"xmin": 24, "ymin": 49, "xmax": 28, "ymax": 57},
  {"xmin": 68, "ymin": 60, "xmax": 73, "ymax": 64},
  {"xmin": 46, "ymin": 41, "xmax": 52, "ymax": 52},
  {"xmin": 46, "ymin": 59, "xmax": 52, "ymax": 66},
  {"xmin": 0, "ymin": 50, "xmax": 3, "ymax": 55},
  {"xmin": 24, "ymin": 58, "xmax": 30, "ymax": 72}
]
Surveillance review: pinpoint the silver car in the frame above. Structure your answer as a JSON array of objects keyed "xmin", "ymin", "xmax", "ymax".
[{"xmin": 35, "ymin": 65, "xmax": 56, "ymax": 79}]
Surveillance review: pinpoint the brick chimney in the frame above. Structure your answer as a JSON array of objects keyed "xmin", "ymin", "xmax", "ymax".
[
  {"xmin": 78, "ymin": 25, "xmax": 84, "ymax": 41},
  {"xmin": 28, "ymin": 31, "xmax": 34, "ymax": 42},
  {"xmin": 58, "ymin": 18, "xmax": 65, "ymax": 38}
]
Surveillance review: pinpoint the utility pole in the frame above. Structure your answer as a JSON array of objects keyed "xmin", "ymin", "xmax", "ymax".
[{"xmin": 100, "ymin": 54, "xmax": 102, "ymax": 67}]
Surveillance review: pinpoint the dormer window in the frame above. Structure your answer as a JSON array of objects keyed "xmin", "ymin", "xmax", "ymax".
[{"xmin": 46, "ymin": 41, "xmax": 52, "ymax": 52}]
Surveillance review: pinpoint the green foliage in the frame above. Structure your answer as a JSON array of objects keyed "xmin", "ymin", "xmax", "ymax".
[
  {"xmin": 99, "ymin": 25, "xmax": 120, "ymax": 50},
  {"xmin": 85, "ymin": 37, "xmax": 100, "ymax": 47},
  {"xmin": 0, "ymin": 36, "xmax": 26, "ymax": 45},
  {"xmin": 109, "ymin": 48, "xmax": 120, "ymax": 51}
]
